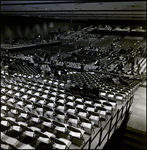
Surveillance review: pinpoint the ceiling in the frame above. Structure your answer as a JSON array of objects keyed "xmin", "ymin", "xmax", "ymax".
[{"xmin": 1, "ymin": 1, "xmax": 146, "ymax": 21}]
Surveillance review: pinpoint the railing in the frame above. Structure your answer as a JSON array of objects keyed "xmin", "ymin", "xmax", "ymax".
[{"xmin": 81, "ymin": 96, "xmax": 134, "ymax": 150}]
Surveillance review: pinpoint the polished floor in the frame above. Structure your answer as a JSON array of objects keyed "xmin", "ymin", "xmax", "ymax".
[{"xmin": 127, "ymin": 81, "xmax": 146, "ymax": 132}]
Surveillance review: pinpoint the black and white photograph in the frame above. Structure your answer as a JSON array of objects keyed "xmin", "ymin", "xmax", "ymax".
[{"xmin": 1, "ymin": 0, "xmax": 146, "ymax": 149}]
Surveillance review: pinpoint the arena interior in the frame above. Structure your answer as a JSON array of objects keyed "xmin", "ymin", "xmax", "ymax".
[{"xmin": 1, "ymin": 1, "xmax": 146, "ymax": 149}]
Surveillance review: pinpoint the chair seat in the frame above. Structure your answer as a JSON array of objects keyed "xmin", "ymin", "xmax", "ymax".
[
  {"xmin": 17, "ymin": 121, "xmax": 28, "ymax": 126},
  {"xmin": 53, "ymin": 143, "xmax": 66, "ymax": 149},
  {"xmin": 56, "ymin": 106, "xmax": 65, "ymax": 111},
  {"xmin": 45, "ymin": 111, "xmax": 54, "ymax": 116},
  {"xmin": 67, "ymin": 109, "xmax": 76, "ymax": 115},
  {"xmin": 22, "ymin": 95, "xmax": 28, "ymax": 99},
  {"xmin": 66, "ymin": 102, "xmax": 74, "ymax": 107},
  {"xmin": 20, "ymin": 113, "xmax": 28, "ymax": 119},
  {"xmin": 1, "ymin": 144, "xmax": 10, "ymax": 149},
  {"xmin": 58, "ymin": 138, "xmax": 72, "ymax": 148},
  {"xmin": 89, "ymin": 115, "xmax": 99, "ymax": 121},
  {"xmin": 75, "ymin": 98, "xmax": 83, "ymax": 103},
  {"xmin": 94, "ymin": 103, "xmax": 101, "ymax": 107},
  {"xmin": 12, "ymin": 125, "xmax": 21, "ymax": 132},
  {"xmin": 23, "ymin": 131, "xmax": 34, "ymax": 137},
  {"xmin": 38, "ymin": 100, "xmax": 46, "ymax": 105},
  {"xmin": 43, "ymin": 131, "xmax": 55, "ymax": 138},
  {"xmin": 42, "ymin": 94, "xmax": 48, "ymax": 99},
  {"xmin": 68, "ymin": 118, "xmax": 79, "ymax": 125},
  {"xmin": 42, "ymin": 121, "xmax": 52, "ymax": 128},
  {"xmin": 58, "ymin": 94, "xmax": 65, "ymax": 98},
  {"xmin": 16, "ymin": 101, "xmax": 23, "ymax": 106},
  {"xmin": 32, "ymin": 117, "xmax": 40, "ymax": 123},
  {"xmin": 14, "ymin": 93, "xmax": 20, "ymax": 97},
  {"xmin": 104, "ymin": 106, "xmax": 112, "ymax": 111},
  {"xmin": 76, "ymin": 105, "xmax": 84, "ymax": 109},
  {"xmin": 11, "ymin": 109, "xmax": 19, "ymax": 115},
  {"xmin": 1, "ymin": 96, "xmax": 7, "ymax": 100},
  {"xmin": 78, "ymin": 112, "xmax": 87, "ymax": 118},
  {"xmin": 67, "ymin": 96, "xmax": 74, "ymax": 100},
  {"xmin": 30, "ymin": 98, "xmax": 36, "ymax": 103},
  {"xmin": 55, "ymin": 126, "xmax": 66, "ymax": 133},
  {"xmin": 29, "ymin": 126, "xmax": 41, "ymax": 132},
  {"xmin": 58, "ymin": 99, "xmax": 65, "ymax": 104},
  {"xmin": 19, "ymin": 144, "xmax": 35, "ymax": 149},
  {"xmin": 8, "ymin": 98, "xmax": 15, "ymax": 103},
  {"xmin": 86, "ymin": 107, "xmax": 95, "ymax": 112},
  {"xmin": 1, "ymin": 120, "xmax": 9, "ymax": 127},
  {"xmin": 50, "ymin": 97, "xmax": 56, "ymax": 102},
  {"xmin": 1, "ymin": 105, "xmax": 8, "ymax": 111},
  {"xmin": 81, "ymin": 122, "xmax": 92, "ymax": 129},
  {"xmin": 69, "ymin": 131, "xmax": 81, "ymax": 138},
  {"xmin": 3, "ymin": 136, "xmax": 20, "ymax": 146},
  {"xmin": 37, "ymin": 137, "xmax": 49, "ymax": 144},
  {"xmin": 57, "ymin": 114, "xmax": 66, "ymax": 120}
]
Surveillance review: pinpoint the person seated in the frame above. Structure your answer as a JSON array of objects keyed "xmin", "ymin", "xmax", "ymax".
[
  {"xmin": 82, "ymin": 83, "xmax": 89, "ymax": 94},
  {"xmin": 119, "ymin": 78, "xmax": 129, "ymax": 86},
  {"xmin": 112, "ymin": 76, "xmax": 121, "ymax": 85},
  {"xmin": 89, "ymin": 86, "xmax": 99, "ymax": 97},
  {"xmin": 73, "ymin": 83, "xmax": 81, "ymax": 93},
  {"xmin": 64, "ymin": 80, "xmax": 74, "ymax": 91}
]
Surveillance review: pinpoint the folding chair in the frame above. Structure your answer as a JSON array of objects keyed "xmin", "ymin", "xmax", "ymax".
[
  {"xmin": 53, "ymin": 120, "xmax": 67, "ymax": 138},
  {"xmin": 6, "ymin": 119, "xmax": 23, "ymax": 140},
  {"xmin": 84, "ymin": 97, "xmax": 93, "ymax": 105},
  {"xmin": 79, "ymin": 117, "xmax": 95, "ymax": 135},
  {"xmin": 7, "ymin": 98, "xmax": 16, "ymax": 106},
  {"xmin": 103, "ymin": 102, "xmax": 113, "ymax": 115},
  {"xmin": 93, "ymin": 99, "xmax": 102, "ymax": 107},
  {"xmin": 40, "ymin": 116, "xmax": 53, "ymax": 132},
  {"xmin": 34, "ymin": 103, "xmax": 44, "ymax": 116},
  {"xmin": 66, "ymin": 98, "xmax": 75, "ymax": 107},
  {"xmin": 55, "ymin": 109, "xmax": 68, "ymax": 123},
  {"xmin": 56, "ymin": 101, "xmax": 66, "ymax": 113},
  {"xmin": 16, "ymin": 108, "xmax": 30, "ymax": 123},
  {"xmin": 1, "ymin": 117, "xmax": 11, "ymax": 133},
  {"xmin": 27, "ymin": 112, "xmax": 41, "ymax": 128},
  {"xmin": 67, "ymin": 125, "xmax": 85, "ymax": 147},
  {"xmin": 75, "ymin": 101, "xmax": 85, "ymax": 109},
  {"xmin": 24, "ymin": 100, "xmax": 34, "ymax": 113},
  {"xmin": 19, "ymin": 124, "xmax": 36, "ymax": 147},
  {"xmin": 77, "ymin": 107, "xmax": 89, "ymax": 119},
  {"xmin": 98, "ymin": 96, "xmax": 107, "ymax": 104},
  {"xmin": 107, "ymin": 91, "xmax": 115, "ymax": 100},
  {"xmin": 85, "ymin": 103, "xmax": 95, "ymax": 112},
  {"xmin": 88, "ymin": 111, "xmax": 101, "ymax": 127},
  {"xmin": 66, "ymin": 105, "xmax": 77, "ymax": 116},
  {"xmin": 108, "ymin": 98, "xmax": 117, "ymax": 110},
  {"xmin": 115, "ymin": 93, "xmax": 124, "ymax": 103},
  {"xmin": 34, "ymin": 130, "xmax": 52, "ymax": 149},
  {"xmin": 67, "ymin": 113, "xmax": 80, "ymax": 128},
  {"xmin": 96, "ymin": 106, "xmax": 108, "ymax": 121},
  {"xmin": 43, "ymin": 105, "xmax": 55, "ymax": 119},
  {"xmin": 99, "ymin": 89, "xmax": 107, "ymax": 99},
  {"xmin": 1, "ymin": 132, "xmax": 27, "ymax": 149},
  {"xmin": 50, "ymin": 136, "xmax": 72, "ymax": 149}
]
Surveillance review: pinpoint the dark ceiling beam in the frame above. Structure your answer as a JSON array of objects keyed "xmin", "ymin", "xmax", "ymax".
[
  {"xmin": 1, "ymin": 0, "xmax": 146, "ymax": 5},
  {"xmin": 1, "ymin": 10, "xmax": 146, "ymax": 12}
]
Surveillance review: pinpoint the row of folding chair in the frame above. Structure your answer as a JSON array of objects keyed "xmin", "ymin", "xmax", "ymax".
[
  {"xmin": 1, "ymin": 102, "xmax": 86, "ymax": 147},
  {"xmin": 1, "ymin": 92, "xmax": 103, "ymax": 135},
  {"xmin": 1, "ymin": 117, "xmax": 72, "ymax": 149},
  {"xmin": 1, "ymin": 87, "xmax": 114, "ymax": 121}
]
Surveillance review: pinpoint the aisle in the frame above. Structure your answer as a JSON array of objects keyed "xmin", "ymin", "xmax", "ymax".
[{"xmin": 127, "ymin": 81, "xmax": 146, "ymax": 132}]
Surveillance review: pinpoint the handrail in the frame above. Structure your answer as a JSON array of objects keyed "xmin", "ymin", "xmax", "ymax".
[{"xmin": 82, "ymin": 97, "xmax": 133, "ymax": 150}]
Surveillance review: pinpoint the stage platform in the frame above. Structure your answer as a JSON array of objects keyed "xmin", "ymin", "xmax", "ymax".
[{"xmin": 1, "ymin": 41, "xmax": 62, "ymax": 52}]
